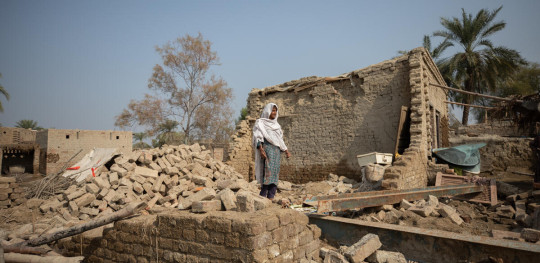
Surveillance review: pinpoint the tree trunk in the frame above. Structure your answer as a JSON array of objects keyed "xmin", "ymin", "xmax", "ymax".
[
  {"xmin": 15, "ymin": 202, "xmax": 146, "ymax": 247},
  {"xmin": 3, "ymin": 253, "xmax": 83, "ymax": 263}
]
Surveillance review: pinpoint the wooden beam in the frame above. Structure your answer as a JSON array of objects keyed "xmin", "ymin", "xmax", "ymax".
[
  {"xmin": 445, "ymin": 101, "xmax": 496, "ymax": 110},
  {"xmin": 430, "ymin": 83, "xmax": 523, "ymax": 103},
  {"xmin": 14, "ymin": 202, "xmax": 146, "ymax": 247}
]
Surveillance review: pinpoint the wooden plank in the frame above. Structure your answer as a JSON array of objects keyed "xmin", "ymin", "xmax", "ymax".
[
  {"xmin": 393, "ymin": 106, "xmax": 409, "ymax": 159},
  {"xmin": 435, "ymin": 172, "xmax": 498, "ymax": 206}
]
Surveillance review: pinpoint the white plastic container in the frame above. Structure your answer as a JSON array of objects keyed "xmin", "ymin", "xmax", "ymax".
[{"xmin": 356, "ymin": 152, "xmax": 393, "ymax": 166}]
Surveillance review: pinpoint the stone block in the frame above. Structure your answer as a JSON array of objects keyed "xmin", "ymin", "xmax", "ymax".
[
  {"xmin": 409, "ymin": 206, "xmax": 433, "ymax": 217},
  {"xmin": 366, "ymin": 250, "xmax": 407, "ymax": 263},
  {"xmin": 190, "ymin": 187, "xmax": 216, "ymax": 202},
  {"xmin": 93, "ymin": 177, "xmax": 111, "ymax": 190},
  {"xmin": 80, "ymin": 207, "xmax": 99, "ymax": 216},
  {"xmin": 237, "ymin": 191, "xmax": 255, "ymax": 212},
  {"xmin": 344, "ymin": 233, "xmax": 382, "ymax": 263},
  {"xmin": 86, "ymin": 183, "xmax": 100, "ymax": 195},
  {"xmin": 400, "ymin": 199, "xmax": 413, "ymax": 210},
  {"xmin": 218, "ymin": 188, "xmax": 237, "ymax": 211},
  {"xmin": 97, "ymin": 188, "xmax": 109, "ymax": 200},
  {"xmin": 438, "ymin": 204, "xmax": 463, "ymax": 225},
  {"xmin": 134, "ymin": 166, "xmax": 158, "ymax": 178},
  {"xmin": 253, "ymin": 195, "xmax": 272, "ymax": 211},
  {"xmin": 66, "ymin": 189, "xmax": 86, "ymax": 201},
  {"xmin": 427, "ymin": 195, "xmax": 439, "ymax": 207},
  {"xmin": 192, "ymin": 200, "xmax": 222, "ymax": 213},
  {"xmin": 496, "ymin": 205, "xmax": 516, "ymax": 219},
  {"xmin": 164, "ymin": 166, "xmax": 180, "ymax": 175},
  {"xmin": 110, "ymin": 165, "xmax": 127, "ymax": 177},
  {"xmin": 521, "ymin": 228, "xmax": 540, "ymax": 242},
  {"xmin": 75, "ymin": 193, "xmax": 96, "ymax": 208},
  {"xmin": 109, "ymin": 172, "xmax": 119, "ymax": 185},
  {"xmin": 192, "ymin": 175, "xmax": 210, "ymax": 185},
  {"xmin": 152, "ymin": 174, "xmax": 166, "ymax": 192},
  {"xmin": 0, "ymin": 177, "xmax": 16, "ymax": 183},
  {"xmin": 323, "ymin": 249, "xmax": 349, "ymax": 263},
  {"xmin": 149, "ymin": 162, "xmax": 162, "ymax": 172}
]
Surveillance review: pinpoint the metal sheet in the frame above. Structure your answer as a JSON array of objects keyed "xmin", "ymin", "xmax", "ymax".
[{"xmin": 309, "ymin": 215, "xmax": 540, "ymax": 263}]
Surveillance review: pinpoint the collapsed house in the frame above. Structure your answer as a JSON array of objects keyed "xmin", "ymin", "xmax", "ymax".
[{"xmin": 229, "ymin": 47, "xmax": 449, "ymax": 189}]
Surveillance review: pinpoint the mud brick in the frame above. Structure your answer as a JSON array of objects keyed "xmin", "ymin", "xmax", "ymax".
[
  {"xmin": 191, "ymin": 200, "xmax": 221, "ymax": 213},
  {"xmin": 277, "ymin": 210, "xmax": 292, "ymax": 225},
  {"xmin": 0, "ymin": 188, "xmax": 13, "ymax": 195},
  {"xmin": 109, "ymin": 172, "xmax": 119, "ymax": 185},
  {"xmin": 0, "ymin": 193, "xmax": 8, "ymax": 201},
  {"xmin": 93, "ymin": 177, "xmax": 111, "ymax": 189},
  {"xmin": 0, "ymin": 183, "xmax": 8, "ymax": 189},
  {"xmin": 86, "ymin": 183, "xmax": 100, "ymax": 194},
  {"xmin": 110, "ymin": 165, "xmax": 127, "ymax": 177},
  {"xmin": 521, "ymin": 228, "xmax": 540, "ymax": 242},
  {"xmin": 438, "ymin": 204, "xmax": 463, "ymax": 225},
  {"xmin": 298, "ymin": 229, "xmax": 314, "ymax": 246},
  {"xmin": 367, "ymin": 250, "xmax": 407, "ymax": 263},
  {"xmin": 0, "ymin": 177, "xmax": 16, "ymax": 183},
  {"xmin": 97, "ymin": 188, "xmax": 109, "ymax": 199},
  {"xmin": 204, "ymin": 216, "xmax": 232, "ymax": 233},
  {"xmin": 272, "ymin": 226, "xmax": 289, "ymax": 243},
  {"xmin": 218, "ymin": 188, "xmax": 237, "ymax": 211},
  {"xmin": 149, "ymin": 162, "xmax": 162, "ymax": 172},
  {"xmin": 152, "ymin": 174, "xmax": 166, "ymax": 192},
  {"xmin": 344, "ymin": 233, "xmax": 382, "ymax": 263},
  {"xmin": 134, "ymin": 166, "xmax": 158, "ymax": 178},
  {"xmin": 266, "ymin": 216, "xmax": 280, "ymax": 231},
  {"xmin": 243, "ymin": 232, "xmax": 272, "ymax": 250}
]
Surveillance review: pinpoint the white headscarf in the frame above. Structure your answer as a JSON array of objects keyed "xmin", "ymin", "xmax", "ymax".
[{"xmin": 253, "ymin": 103, "xmax": 288, "ymax": 184}]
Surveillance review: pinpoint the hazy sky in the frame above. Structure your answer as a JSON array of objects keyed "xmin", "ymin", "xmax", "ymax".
[{"xmin": 1, "ymin": 0, "xmax": 539, "ymax": 132}]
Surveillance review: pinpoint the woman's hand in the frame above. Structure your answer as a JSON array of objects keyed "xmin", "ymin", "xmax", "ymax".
[
  {"xmin": 259, "ymin": 146, "xmax": 267, "ymax": 159},
  {"xmin": 285, "ymin": 150, "xmax": 291, "ymax": 159}
]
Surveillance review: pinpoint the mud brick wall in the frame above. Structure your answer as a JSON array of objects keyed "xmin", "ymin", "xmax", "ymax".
[
  {"xmin": 382, "ymin": 150, "xmax": 427, "ymax": 189},
  {"xmin": 63, "ymin": 208, "xmax": 320, "ymax": 263},
  {"xmin": 456, "ymin": 121, "xmax": 537, "ymax": 137},
  {"xmin": 450, "ymin": 136, "xmax": 535, "ymax": 175},
  {"xmin": 0, "ymin": 177, "xmax": 27, "ymax": 208},
  {"xmin": 0, "ymin": 127, "xmax": 37, "ymax": 145},
  {"xmin": 229, "ymin": 47, "xmax": 448, "ymax": 189},
  {"xmin": 37, "ymin": 129, "xmax": 132, "ymax": 175}
]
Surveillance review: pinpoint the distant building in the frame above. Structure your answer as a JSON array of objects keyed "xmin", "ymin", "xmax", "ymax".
[{"xmin": 0, "ymin": 127, "xmax": 132, "ymax": 175}]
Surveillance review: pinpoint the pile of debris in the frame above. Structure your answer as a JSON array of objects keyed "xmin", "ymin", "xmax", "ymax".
[
  {"xmin": 320, "ymin": 233, "xmax": 407, "ymax": 263},
  {"xmin": 35, "ymin": 143, "xmax": 283, "ymax": 220}
]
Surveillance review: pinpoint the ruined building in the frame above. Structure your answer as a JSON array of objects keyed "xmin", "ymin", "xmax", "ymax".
[
  {"xmin": 228, "ymin": 47, "xmax": 449, "ymax": 189},
  {"xmin": 0, "ymin": 127, "xmax": 40, "ymax": 175},
  {"xmin": 1, "ymin": 128, "xmax": 132, "ymax": 175}
]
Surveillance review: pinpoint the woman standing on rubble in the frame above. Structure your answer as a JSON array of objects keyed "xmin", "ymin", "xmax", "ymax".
[{"xmin": 253, "ymin": 103, "xmax": 291, "ymax": 200}]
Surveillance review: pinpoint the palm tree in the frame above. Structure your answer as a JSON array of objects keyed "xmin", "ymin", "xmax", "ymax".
[
  {"xmin": 15, "ymin": 119, "xmax": 43, "ymax": 130},
  {"xmin": 0, "ymin": 73, "xmax": 9, "ymax": 112},
  {"xmin": 397, "ymin": 35, "xmax": 451, "ymax": 60},
  {"xmin": 434, "ymin": 6, "xmax": 525, "ymax": 125}
]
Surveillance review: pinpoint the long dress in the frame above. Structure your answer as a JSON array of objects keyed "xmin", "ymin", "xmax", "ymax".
[{"xmin": 260, "ymin": 139, "xmax": 281, "ymax": 185}]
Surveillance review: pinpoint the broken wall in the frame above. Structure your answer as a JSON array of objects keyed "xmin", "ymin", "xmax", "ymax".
[
  {"xmin": 59, "ymin": 208, "xmax": 320, "ymax": 262},
  {"xmin": 229, "ymin": 47, "xmax": 448, "ymax": 188},
  {"xmin": 37, "ymin": 129, "xmax": 132, "ymax": 175}
]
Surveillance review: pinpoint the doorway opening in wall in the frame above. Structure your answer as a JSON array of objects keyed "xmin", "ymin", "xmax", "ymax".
[
  {"xmin": 394, "ymin": 106, "xmax": 411, "ymax": 156},
  {"xmin": 1, "ymin": 147, "xmax": 35, "ymax": 175},
  {"xmin": 435, "ymin": 111, "xmax": 441, "ymax": 148}
]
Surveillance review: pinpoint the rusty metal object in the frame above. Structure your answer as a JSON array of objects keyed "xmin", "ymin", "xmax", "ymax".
[
  {"xmin": 305, "ymin": 185, "xmax": 482, "ymax": 213},
  {"xmin": 309, "ymin": 214, "xmax": 540, "ymax": 263},
  {"xmin": 435, "ymin": 172, "xmax": 498, "ymax": 206}
]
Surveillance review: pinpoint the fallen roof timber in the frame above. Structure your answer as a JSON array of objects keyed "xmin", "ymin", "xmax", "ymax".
[
  {"xmin": 305, "ymin": 185, "xmax": 482, "ymax": 213},
  {"xmin": 309, "ymin": 215, "xmax": 540, "ymax": 263}
]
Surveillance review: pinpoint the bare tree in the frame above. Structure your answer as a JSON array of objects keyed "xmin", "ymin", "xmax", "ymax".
[{"xmin": 116, "ymin": 33, "xmax": 233, "ymax": 144}]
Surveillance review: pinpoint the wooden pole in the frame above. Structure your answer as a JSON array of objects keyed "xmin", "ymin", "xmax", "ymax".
[
  {"xmin": 3, "ymin": 253, "xmax": 84, "ymax": 263},
  {"xmin": 445, "ymin": 101, "xmax": 496, "ymax": 110},
  {"xmin": 15, "ymin": 202, "xmax": 146, "ymax": 247},
  {"xmin": 2, "ymin": 245, "xmax": 49, "ymax": 255},
  {"xmin": 430, "ymin": 83, "xmax": 523, "ymax": 103}
]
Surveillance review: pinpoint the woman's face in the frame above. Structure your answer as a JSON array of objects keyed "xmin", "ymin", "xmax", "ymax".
[{"xmin": 269, "ymin": 106, "xmax": 277, "ymax": 120}]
